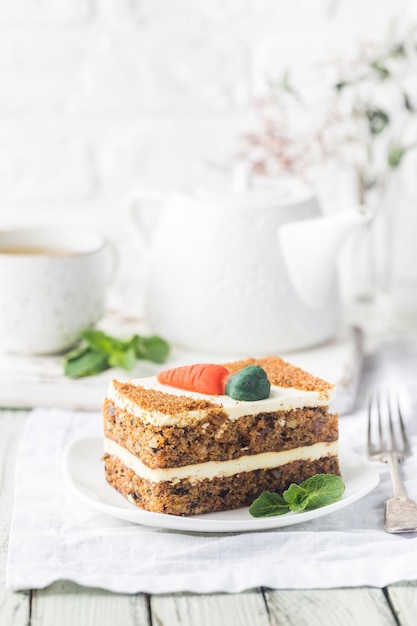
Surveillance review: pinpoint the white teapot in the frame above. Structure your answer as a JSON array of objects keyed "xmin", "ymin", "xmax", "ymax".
[{"xmin": 124, "ymin": 177, "xmax": 369, "ymax": 355}]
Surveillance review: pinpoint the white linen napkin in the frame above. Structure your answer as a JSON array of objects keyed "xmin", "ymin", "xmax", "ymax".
[{"xmin": 6, "ymin": 404, "xmax": 417, "ymax": 594}]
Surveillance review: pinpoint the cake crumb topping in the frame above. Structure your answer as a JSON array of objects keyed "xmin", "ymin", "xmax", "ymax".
[
  {"xmin": 223, "ymin": 356, "xmax": 333, "ymax": 393},
  {"xmin": 112, "ymin": 380, "xmax": 223, "ymax": 414}
]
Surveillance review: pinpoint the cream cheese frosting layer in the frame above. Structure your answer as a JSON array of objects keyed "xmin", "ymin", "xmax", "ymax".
[
  {"xmin": 107, "ymin": 376, "xmax": 335, "ymax": 427},
  {"xmin": 104, "ymin": 437, "xmax": 338, "ymax": 484}
]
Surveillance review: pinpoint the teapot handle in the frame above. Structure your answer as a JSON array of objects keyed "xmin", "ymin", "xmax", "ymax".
[{"xmin": 123, "ymin": 189, "xmax": 167, "ymax": 254}]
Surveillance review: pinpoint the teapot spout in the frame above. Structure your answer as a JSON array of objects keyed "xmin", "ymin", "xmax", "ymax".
[{"xmin": 278, "ymin": 207, "xmax": 372, "ymax": 308}]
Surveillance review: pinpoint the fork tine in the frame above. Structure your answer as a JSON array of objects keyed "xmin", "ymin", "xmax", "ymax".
[
  {"xmin": 395, "ymin": 393, "xmax": 412, "ymax": 458},
  {"xmin": 387, "ymin": 393, "xmax": 397, "ymax": 453},
  {"xmin": 367, "ymin": 391, "xmax": 375, "ymax": 456},
  {"xmin": 368, "ymin": 388, "xmax": 411, "ymax": 461},
  {"xmin": 377, "ymin": 391, "xmax": 385, "ymax": 451},
  {"xmin": 367, "ymin": 389, "xmax": 383, "ymax": 459}
]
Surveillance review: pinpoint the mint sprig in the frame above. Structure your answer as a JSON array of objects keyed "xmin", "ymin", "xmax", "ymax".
[
  {"xmin": 64, "ymin": 329, "xmax": 170, "ymax": 378},
  {"xmin": 249, "ymin": 474, "xmax": 345, "ymax": 518}
]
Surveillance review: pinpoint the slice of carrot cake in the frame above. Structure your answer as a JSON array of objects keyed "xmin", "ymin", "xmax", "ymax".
[{"xmin": 102, "ymin": 356, "xmax": 340, "ymax": 516}]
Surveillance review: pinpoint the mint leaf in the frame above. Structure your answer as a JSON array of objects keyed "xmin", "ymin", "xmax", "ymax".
[
  {"xmin": 249, "ymin": 492, "xmax": 290, "ymax": 517},
  {"xmin": 64, "ymin": 346, "xmax": 109, "ymax": 378},
  {"xmin": 63, "ymin": 329, "xmax": 170, "ymax": 378},
  {"xmin": 135, "ymin": 335, "xmax": 170, "ymax": 363},
  {"xmin": 249, "ymin": 474, "xmax": 345, "ymax": 518},
  {"xmin": 81, "ymin": 329, "xmax": 130, "ymax": 354},
  {"xmin": 81, "ymin": 329, "xmax": 117, "ymax": 352},
  {"xmin": 297, "ymin": 474, "xmax": 345, "ymax": 510},
  {"xmin": 108, "ymin": 345, "xmax": 137, "ymax": 371},
  {"xmin": 283, "ymin": 483, "xmax": 309, "ymax": 512}
]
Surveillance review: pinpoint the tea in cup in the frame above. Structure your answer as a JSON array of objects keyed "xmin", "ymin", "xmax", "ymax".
[{"xmin": 0, "ymin": 227, "xmax": 114, "ymax": 355}]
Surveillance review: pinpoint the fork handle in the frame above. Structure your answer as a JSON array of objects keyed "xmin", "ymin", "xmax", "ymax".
[
  {"xmin": 384, "ymin": 496, "xmax": 417, "ymax": 533},
  {"xmin": 384, "ymin": 453, "xmax": 417, "ymax": 532},
  {"xmin": 386, "ymin": 452, "xmax": 408, "ymax": 498}
]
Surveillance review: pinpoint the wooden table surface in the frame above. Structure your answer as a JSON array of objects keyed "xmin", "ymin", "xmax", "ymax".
[{"xmin": 1, "ymin": 409, "xmax": 417, "ymax": 626}]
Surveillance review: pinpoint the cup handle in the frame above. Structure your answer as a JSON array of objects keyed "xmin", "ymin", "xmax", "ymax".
[{"xmin": 122, "ymin": 188, "xmax": 167, "ymax": 255}]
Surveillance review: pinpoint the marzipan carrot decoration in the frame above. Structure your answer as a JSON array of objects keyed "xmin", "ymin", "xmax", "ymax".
[
  {"xmin": 157, "ymin": 363, "xmax": 271, "ymax": 401},
  {"xmin": 157, "ymin": 363, "xmax": 230, "ymax": 395}
]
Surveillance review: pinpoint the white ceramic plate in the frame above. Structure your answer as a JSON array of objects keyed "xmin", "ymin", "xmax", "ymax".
[{"xmin": 64, "ymin": 436, "xmax": 380, "ymax": 533}]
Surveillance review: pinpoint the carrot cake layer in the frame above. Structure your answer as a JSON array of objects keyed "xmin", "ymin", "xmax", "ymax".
[{"xmin": 104, "ymin": 454, "xmax": 340, "ymax": 516}]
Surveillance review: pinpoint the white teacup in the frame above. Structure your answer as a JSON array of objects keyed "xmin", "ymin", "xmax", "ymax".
[{"xmin": 0, "ymin": 227, "xmax": 114, "ymax": 355}]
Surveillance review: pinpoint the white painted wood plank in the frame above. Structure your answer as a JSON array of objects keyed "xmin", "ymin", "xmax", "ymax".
[
  {"xmin": 0, "ymin": 410, "xmax": 31, "ymax": 626},
  {"xmin": 387, "ymin": 582, "xmax": 417, "ymax": 625},
  {"xmin": 31, "ymin": 582, "xmax": 150, "ymax": 626},
  {"xmin": 150, "ymin": 590, "xmax": 270, "ymax": 626},
  {"xmin": 265, "ymin": 588, "xmax": 397, "ymax": 626}
]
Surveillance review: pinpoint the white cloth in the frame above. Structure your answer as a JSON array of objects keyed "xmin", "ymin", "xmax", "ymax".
[
  {"xmin": 6, "ymin": 396, "xmax": 417, "ymax": 594},
  {"xmin": 6, "ymin": 338, "xmax": 417, "ymax": 593}
]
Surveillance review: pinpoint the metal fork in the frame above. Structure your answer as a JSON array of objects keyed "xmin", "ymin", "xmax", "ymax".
[{"xmin": 368, "ymin": 389, "xmax": 417, "ymax": 533}]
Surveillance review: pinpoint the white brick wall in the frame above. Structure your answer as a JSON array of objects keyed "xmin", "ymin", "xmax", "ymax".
[{"xmin": 0, "ymin": 0, "xmax": 416, "ymax": 312}]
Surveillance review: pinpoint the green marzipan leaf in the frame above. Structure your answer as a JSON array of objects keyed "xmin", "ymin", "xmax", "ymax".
[
  {"xmin": 225, "ymin": 365, "xmax": 271, "ymax": 401},
  {"xmin": 249, "ymin": 492, "xmax": 290, "ymax": 517}
]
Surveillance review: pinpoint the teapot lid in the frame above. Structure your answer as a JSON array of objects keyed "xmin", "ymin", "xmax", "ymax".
[{"xmin": 195, "ymin": 165, "xmax": 314, "ymax": 210}]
